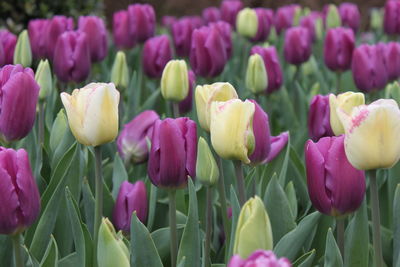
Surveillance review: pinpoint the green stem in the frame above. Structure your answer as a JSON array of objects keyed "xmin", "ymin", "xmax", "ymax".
[
  {"xmin": 336, "ymin": 72, "xmax": 342, "ymax": 94},
  {"xmin": 94, "ymin": 146, "xmax": 103, "ymax": 267},
  {"xmin": 217, "ymin": 156, "xmax": 230, "ymax": 258},
  {"xmin": 234, "ymin": 161, "xmax": 246, "ymax": 206},
  {"xmin": 38, "ymin": 101, "xmax": 45, "ymax": 145},
  {"xmin": 369, "ymin": 170, "xmax": 383, "ymax": 267},
  {"xmin": 172, "ymin": 102, "xmax": 180, "ymax": 118},
  {"xmin": 12, "ymin": 233, "xmax": 23, "ymax": 267},
  {"xmin": 169, "ymin": 190, "xmax": 178, "ymax": 267},
  {"xmin": 204, "ymin": 187, "xmax": 213, "ymax": 267},
  {"xmin": 336, "ymin": 218, "xmax": 344, "ymax": 258}
]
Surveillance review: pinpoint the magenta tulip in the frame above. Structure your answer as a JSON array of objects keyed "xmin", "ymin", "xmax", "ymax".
[
  {"xmin": 300, "ymin": 12, "xmax": 321, "ymax": 42},
  {"xmin": 179, "ymin": 70, "xmax": 196, "ymax": 114},
  {"xmin": 339, "ymin": 3, "xmax": 361, "ymax": 33},
  {"xmin": 384, "ymin": 0, "xmax": 400, "ymax": 35},
  {"xmin": 308, "ymin": 95, "xmax": 334, "ymax": 141},
  {"xmin": 142, "ymin": 35, "xmax": 172, "ymax": 78},
  {"xmin": 324, "ymin": 27, "xmax": 355, "ymax": 72},
  {"xmin": 274, "ymin": 5, "xmax": 300, "ymax": 34},
  {"xmin": 78, "ymin": 16, "xmax": 108, "ymax": 62},
  {"xmin": 284, "ymin": 26, "xmax": 312, "ymax": 65},
  {"xmin": 44, "ymin": 16, "xmax": 74, "ymax": 60},
  {"xmin": 209, "ymin": 21, "xmax": 232, "ymax": 58},
  {"xmin": 378, "ymin": 42, "xmax": 400, "ymax": 81},
  {"xmin": 28, "ymin": 19, "xmax": 49, "ymax": 59},
  {"xmin": 220, "ymin": 0, "xmax": 243, "ymax": 27},
  {"xmin": 228, "ymin": 250, "xmax": 291, "ymax": 267},
  {"xmin": 0, "ymin": 30, "xmax": 17, "ymax": 65},
  {"xmin": 113, "ymin": 10, "xmax": 136, "ymax": 50},
  {"xmin": 203, "ymin": 7, "xmax": 221, "ymax": 24},
  {"xmin": 251, "ymin": 8, "xmax": 272, "ymax": 42},
  {"xmin": 171, "ymin": 18, "xmax": 199, "ymax": 57},
  {"xmin": 162, "ymin": 16, "xmax": 177, "ymax": 30},
  {"xmin": 264, "ymin": 132, "xmax": 289, "ymax": 163},
  {"xmin": 128, "ymin": 4, "xmax": 155, "ymax": 43}
]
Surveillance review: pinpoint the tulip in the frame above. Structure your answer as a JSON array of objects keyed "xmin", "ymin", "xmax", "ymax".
[
  {"xmin": 147, "ymin": 117, "xmax": 197, "ymax": 188},
  {"xmin": 209, "ymin": 21, "xmax": 233, "ymax": 58},
  {"xmin": 0, "ymin": 30, "xmax": 17, "ymax": 65},
  {"xmin": 28, "ymin": 19, "xmax": 48, "ymax": 59},
  {"xmin": 203, "ymin": 7, "xmax": 221, "ymax": 23},
  {"xmin": 44, "ymin": 15, "xmax": 74, "ymax": 60},
  {"xmin": 325, "ymin": 4, "xmax": 341, "ymax": 29},
  {"xmin": 236, "ymin": 8, "xmax": 258, "ymax": 38},
  {"xmin": 338, "ymin": 99, "xmax": 400, "ymax": 170},
  {"xmin": 274, "ymin": 5, "xmax": 300, "ymax": 34},
  {"xmin": 284, "ymin": 26, "xmax": 312, "ymax": 65},
  {"xmin": 190, "ymin": 26, "xmax": 228, "ymax": 77},
  {"xmin": 113, "ymin": 10, "xmax": 136, "ymax": 50},
  {"xmin": 351, "ymin": 44, "xmax": 388, "ymax": 93},
  {"xmin": 110, "ymin": 51, "xmax": 129, "ymax": 90},
  {"xmin": 305, "ymin": 136, "xmax": 366, "ymax": 216},
  {"xmin": 171, "ymin": 18, "xmax": 198, "ymax": 57},
  {"xmin": 264, "ymin": 132, "xmax": 289, "ymax": 163},
  {"xmin": 60, "ymin": 82, "xmax": 120, "ymax": 147},
  {"xmin": 161, "ymin": 60, "xmax": 189, "ymax": 102},
  {"xmin": 142, "ymin": 35, "xmax": 172, "ymax": 78},
  {"xmin": 210, "ymin": 99, "xmax": 255, "ymax": 164},
  {"xmin": 233, "ymin": 196, "xmax": 273, "ymax": 258},
  {"xmin": 162, "ymin": 16, "xmax": 177, "ymax": 29},
  {"xmin": 386, "ymin": 81, "xmax": 400, "ymax": 104},
  {"xmin": 178, "ymin": 70, "xmax": 196, "ymax": 114},
  {"xmin": 187, "ymin": 16, "xmax": 205, "ymax": 28},
  {"xmin": 384, "ymin": 0, "xmax": 400, "ymax": 35},
  {"xmin": 329, "ymin": 92, "xmax": 365, "ymax": 136},
  {"xmin": 13, "ymin": 30, "xmax": 32, "ymax": 67},
  {"xmin": 53, "ymin": 31, "xmax": 91, "ymax": 83},
  {"xmin": 250, "ymin": 8, "xmax": 272, "ymax": 42},
  {"xmin": 0, "ymin": 44, "xmax": 4, "ymax": 67},
  {"xmin": 371, "ymin": 8, "xmax": 383, "ymax": 32},
  {"xmin": 196, "ymin": 137, "xmax": 219, "ymax": 186},
  {"xmin": 379, "ymin": 42, "xmax": 400, "ymax": 81},
  {"xmin": 128, "ymin": 4, "xmax": 155, "ymax": 43},
  {"xmin": 324, "ymin": 27, "xmax": 355, "ymax": 72},
  {"xmin": 195, "ymin": 82, "xmax": 238, "ymax": 132},
  {"xmin": 220, "ymin": 0, "xmax": 243, "ymax": 27},
  {"xmin": 246, "ymin": 54, "xmax": 268, "ymax": 95},
  {"xmin": 78, "ymin": 16, "xmax": 108, "ymax": 62},
  {"xmin": 339, "ymin": 3, "xmax": 361, "ymax": 33},
  {"xmin": 97, "ymin": 218, "xmax": 130, "ymax": 267},
  {"xmin": 35, "ymin": 59, "xmax": 53, "ymax": 100},
  {"xmin": 0, "ymin": 147, "xmax": 40, "ymax": 235},
  {"xmin": 228, "ymin": 250, "xmax": 291, "ymax": 267},
  {"xmin": 250, "ymin": 45, "xmax": 283, "ymax": 94},
  {"xmin": 0, "ymin": 64, "xmax": 39, "ymax": 142},
  {"xmin": 113, "ymin": 180, "xmax": 148, "ymax": 232},
  {"xmin": 308, "ymin": 95, "xmax": 334, "ymax": 141},
  {"xmin": 117, "ymin": 110, "xmax": 159, "ymax": 164},
  {"xmin": 300, "ymin": 13, "xmax": 321, "ymax": 42}
]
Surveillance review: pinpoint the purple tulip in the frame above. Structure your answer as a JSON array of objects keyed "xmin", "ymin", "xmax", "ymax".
[
  {"xmin": 339, "ymin": 3, "xmax": 361, "ymax": 33},
  {"xmin": 44, "ymin": 16, "xmax": 74, "ymax": 60},
  {"xmin": 250, "ymin": 45, "xmax": 283, "ymax": 93},
  {"xmin": 0, "ymin": 65, "xmax": 40, "ymax": 142},
  {"xmin": 379, "ymin": 42, "xmax": 400, "ymax": 81},
  {"xmin": 190, "ymin": 26, "xmax": 228, "ymax": 78},
  {"xmin": 248, "ymin": 100, "xmax": 271, "ymax": 165},
  {"xmin": 228, "ymin": 250, "xmax": 291, "ymax": 267},
  {"xmin": 78, "ymin": 16, "xmax": 108, "ymax": 62},
  {"xmin": 142, "ymin": 35, "xmax": 172, "ymax": 78},
  {"xmin": 300, "ymin": 13, "xmax": 321, "ymax": 42},
  {"xmin": 308, "ymin": 95, "xmax": 334, "ymax": 141},
  {"xmin": 128, "ymin": 4, "xmax": 155, "ymax": 43},
  {"xmin": 148, "ymin": 117, "xmax": 197, "ymax": 189},
  {"xmin": 324, "ymin": 27, "xmax": 355, "ymax": 72},
  {"xmin": 305, "ymin": 135, "xmax": 366, "ymax": 216},
  {"xmin": 251, "ymin": 8, "xmax": 272, "ymax": 42},
  {"xmin": 113, "ymin": 180, "xmax": 148, "ymax": 232},
  {"xmin": 117, "ymin": 110, "xmax": 159, "ymax": 164},
  {"xmin": 220, "ymin": 0, "xmax": 243, "ymax": 27},
  {"xmin": 0, "ymin": 30, "xmax": 17, "ymax": 65},
  {"xmin": 264, "ymin": 132, "xmax": 289, "ymax": 163},
  {"xmin": 53, "ymin": 31, "xmax": 91, "ymax": 83},
  {"xmin": 284, "ymin": 26, "xmax": 312, "ymax": 65},
  {"xmin": 274, "ymin": 5, "xmax": 300, "ymax": 34},
  {"xmin": 162, "ymin": 16, "xmax": 177, "ymax": 30},
  {"xmin": 113, "ymin": 10, "xmax": 136, "ymax": 50},
  {"xmin": 351, "ymin": 44, "xmax": 388, "ymax": 92},
  {"xmin": 0, "ymin": 44, "xmax": 4, "ymax": 67},
  {"xmin": 203, "ymin": 7, "xmax": 221, "ymax": 24},
  {"xmin": 28, "ymin": 19, "xmax": 49, "ymax": 59},
  {"xmin": 179, "ymin": 70, "xmax": 196, "ymax": 114},
  {"xmin": 187, "ymin": 16, "xmax": 205, "ymax": 29},
  {"xmin": 384, "ymin": 0, "xmax": 400, "ymax": 35},
  {"xmin": 171, "ymin": 18, "xmax": 198, "ymax": 57},
  {"xmin": 209, "ymin": 21, "xmax": 233, "ymax": 58},
  {"xmin": 0, "ymin": 147, "xmax": 40, "ymax": 235}
]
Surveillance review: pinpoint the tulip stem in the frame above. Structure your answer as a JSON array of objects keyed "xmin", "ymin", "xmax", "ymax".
[
  {"xmin": 336, "ymin": 218, "xmax": 344, "ymax": 258},
  {"xmin": 94, "ymin": 146, "xmax": 103, "ymax": 267},
  {"xmin": 369, "ymin": 170, "xmax": 383, "ymax": 267},
  {"xmin": 172, "ymin": 102, "xmax": 180, "ymax": 118},
  {"xmin": 38, "ymin": 101, "xmax": 45, "ymax": 145},
  {"xmin": 204, "ymin": 186, "xmax": 213, "ymax": 267},
  {"xmin": 168, "ymin": 189, "xmax": 178, "ymax": 267},
  {"xmin": 336, "ymin": 72, "xmax": 342, "ymax": 94},
  {"xmin": 217, "ymin": 157, "xmax": 230, "ymax": 258},
  {"xmin": 234, "ymin": 161, "xmax": 246, "ymax": 206},
  {"xmin": 12, "ymin": 233, "xmax": 24, "ymax": 267}
]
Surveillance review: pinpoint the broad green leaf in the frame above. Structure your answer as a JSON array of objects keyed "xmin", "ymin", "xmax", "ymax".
[
  {"xmin": 177, "ymin": 256, "xmax": 186, "ymax": 267},
  {"xmin": 58, "ymin": 253, "xmax": 78, "ymax": 267},
  {"xmin": 394, "ymin": 184, "xmax": 400, "ymax": 267},
  {"xmin": 310, "ymin": 214, "xmax": 334, "ymax": 262},
  {"xmin": 111, "ymin": 154, "xmax": 128, "ymax": 198},
  {"xmin": 151, "ymin": 225, "xmax": 184, "ymax": 263},
  {"xmin": 285, "ymin": 181, "xmax": 298, "ymax": 219},
  {"xmin": 147, "ymin": 184, "xmax": 158, "ymax": 231},
  {"xmin": 82, "ymin": 179, "xmax": 95, "ymax": 234},
  {"xmin": 293, "ymin": 249, "xmax": 316, "ymax": 267},
  {"xmin": 138, "ymin": 89, "xmax": 161, "ymax": 114},
  {"xmin": 227, "ymin": 186, "xmax": 240, "ymax": 261},
  {"xmin": 40, "ymin": 235, "xmax": 59, "ymax": 267},
  {"xmin": 324, "ymin": 228, "xmax": 343, "ymax": 267}
]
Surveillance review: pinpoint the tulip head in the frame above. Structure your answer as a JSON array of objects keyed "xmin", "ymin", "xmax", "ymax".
[
  {"xmin": 78, "ymin": 16, "xmax": 108, "ymax": 62},
  {"xmin": 384, "ymin": 1, "xmax": 400, "ymax": 35},
  {"xmin": 143, "ymin": 35, "xmax": 172, "ymax": 78},
  {"xmin": 329, "ymin": 92, "xmax": 365, "ymax": 135},
  {"xmin": 275, "ymin": 5, "xmax": 301, "ymax": 34},
  {"xmin": 228, "ymin": 250, "xmax": 291, "ymax": 267},
  {"xmin": 111, "ymin": 51, "xmax": 129, "ymax": 90},
  {"xmin": 113, "ymin": 10, "xmax": 136, "ymax": 50},
  {"xmin": 236, "ymin": 8, "xmax": 258, "ymax": 38},
  {"xmin": 0, "ymin": 30, "xmax": 17, "ymax": 65},
  {"xmin": 178, "ymin": 70, "xmax": 196, "ymax": 114},
  {"xmin": 61, "ymin": 83, "xmax": 120, "ymax": 147},
  {"xmin": 380, "ymin": 42, "xmax": 400, "ymax": 81},
  {"xmin": 210, "ymin": 21, "xmax": 233, "ymax": 59},
  {"xmin": 13, "ymin": 30, "xmax": 32, "ymax": 67},
  {"xmin": 371, "ymin": 8, "xmax": 383, "ymax": 32},
  {"xmin": 324, "ymin": 27, "xmax": 355, "ymax": 72},
  {"xmin": 233, "ymin": 196, "xmax": 273, "ymax": 258},
  {"xmin": 202, "ymin": 7, "xmax": 221, "ymax": 23},
  {"xmin": 44, "ymin": 16, "xmax": 74, "ymax": 60},
  {"xmin": 28, "ymin": 19, "xmax": 48, "ymax": 59},
  {"xmin": 251, "ymin": 8, "xmax": 273, "ymax": 42},
  {"xmin": 308, "ymin": 95, "xmax": 334, "ymax": 141},
  {"xmin": 246, "ymin": 54, "xmax": 268, "ymax": 95},
  {"xmin": 161, "ymin": 60, "xmax": 189, "ymax": 102},
  {"xmin": 325, "ymin": 4, "xmax": 341, "ymax": 28},
  {"xmin": 220, "ymin": 0, "xmax": 244, "ymax": 27},
  {"xmin": 196, "ymin": 137, "xmax": 219, "ymax": 187},
  {"xmin": 195, "ymin": 82, "xmax": 238, "ymax": 132},
  {"xmin": 127, "ymin": 3, "xmax": 156, "ymax": 43},
  {"xmin": 171, "ymin": 18, "xmax": 198, "ymax": 57},
  {"xmin": 284, "ymin": 26, "xmax": 312, "ymax": 65},
  {"xmin": 35, "ymin": 59, "xmax": 53, "ymax": 100},
  {"xmin": 339, "ymin": 3, "xmax": 361, "ymax": 33}
]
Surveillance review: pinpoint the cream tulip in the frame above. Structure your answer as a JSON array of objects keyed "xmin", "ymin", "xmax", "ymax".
[{"xmin": 161, "ymin": 59, "xmax": 189, "ymax": 101}]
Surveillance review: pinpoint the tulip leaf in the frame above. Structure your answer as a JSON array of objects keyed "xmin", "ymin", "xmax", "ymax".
[
  {"xmin": 130, "ymin": 212, "xmax": 163, "ymax": 267},
  {"xmin": 111, "ymin": 153, "xmax": 128, "ymax": 199},
  {"xmin": 151, "ymin": 225, "xmax": 184, "ymax": 264},
  {"xmin": 344, "ymin": 199, "xmax": 369, "ymax": 267},
  {"xmin": 285, "ymin": 181, "xmax": 298, "ymax": 219},
  {"xmin": 394, "ymin": 184, "xmax": 400, "ymax": 267},
  {"xmin": 138, "ymin": 89, "xmax": 161, "ymax": 114},
  {"xmin": 274, "ymin": 211, "xmax": 321, "ymax": 261},
  {"xmin": 40, "ymin": 235, "xmax": 58, "ymax": 267},
  {"xmin": 82, "ymin": 178, "xmax": 95, "ymax": 234},
  {"xmin": 310, "ymin": 214, "xmax": 334, "ymax": 262},
  {"xmin": 293, "ymin": 249, "xmax": 316, "ymax": 267},
  {"xmin": 177, "ymin": 256, "xmax": 186, "ymax": 267},
  {"xmin": 0, "ymin": 235, "xmax": 12, "ymax": 267},
  {"xmin": 289, "ymin": 146, "xmax": 310, "ymax": 209},
  {"xmin": 177, "ymin": 179, "xmax": 201, "ymax": 267},
  {"xmin": 227, "ymin": 186, "xmax": 241, "ymax": 261},
  {"xmin": 147, "ymin": 183, "xmax": 158, "ymax": 231},
  {"xmin": 278, "ymin": 134, "xmax": 291, "ymax": 186},
  {"xmin": 58, "ymin": 253, "xmax": 79, "ymax": 267},
  {"xmin": 324, "ymin": 228, "xmax": 343, "ymax": 267}
]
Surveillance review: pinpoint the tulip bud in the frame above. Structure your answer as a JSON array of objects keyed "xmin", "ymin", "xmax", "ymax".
[
  {"xmin": 35, "ymin": 59, "xmax": 53, "ymax": 100},
  {"xmin": 379, "ymin": 42, "xmax": 400, "ymax": 81},
  {"xmin": 324, "ymin": 27, "xmax": 355, "ymax": 72},
  {"xmin": 384, "ymin": 1, "xmax": 400, "ymax": 35},
  {"xmin": 338, "ymin": 99, "xmax": 400, "ymax": 170},
  {"xmin": 113, "ymin": 181, "xmax": 148, "ymax": 232},
  {"xmin": 97, "ymin": 218, "xmax": 130, "ymax": 267},
  {"xmin": 325, "ymin": 4, "xmax": 341, "ymax": 29},
  {"xmin": 0, "ymin": 147, "xmax": 40, "ymax": 235},
  {"xmin": 305, "ymin": 136, "xmax": 366, "ymax": 216},
  {"xmin": 161, "ymin": 16, "xmax": 177, "ymax": 30},
  {"xmin": 220, "ymin": 0, "xmax": 244, "ymax": 27},
  {"xmin": 210, "ymin": 21, "xmax": 233, "ymax": 59},
  {"xmin": 117, "ymin": 110, "xmax": 159, "ymax": 164},
  {"xmin": 171, "ymin": 18, "xmax": 198, "ymax": 57},
  {"xmin": 13, "ymin": 30, "xmax": 32, "ymax": 67},
  {"xmin": 142, "ymin": 35, "xmax": 172, "ymax": 78},
  {"xmin": 110, "ymin": 51, "xmax": 129, "ymax": 90},
  {"xmin": 275, "ymin": 5, "xmax": 301, "ymax": 34},
  {"xmin": 78, "ymin": 16, "xmax": 108, "ymax": 62},
  {"xmin": 233, "ymin": 196, "xmax": 273, "ymax": 258},
  {"xmin": 195, "ymin": 82, "xmax": 238, "ymax": 132},
  {"xmin": 44, "ymin": 16, "xmax": 74, "ymax": 60},
  {"xmin": 251, "ymin": 8, "xmax": 273, "ymax": 42},
  {"xmin": 148, "ymin": 117, "xmax": 197, "ymax": 188},
  {"xmin": 0, "ymin": 64, "xmax": 39, "ymax": 142},
  {"xmin": 300, "ymin": 13, "xmax": 319, "ymax": 42},
  {"xmin": 339, "ymin": 3, "xmax": 361, "ymax": 33},
  {"xmin": 246, "ymin": 54, "xmax": 268, "ymax": 95},
  {"xmin": 28, "ymin": 19, "xmax": 48, "ymax": 59},
  {"xmin": 284, "ymin": 26, "xmax": 312, "ymax": 65},
  {"xmin": 178, "ymin": 70, "xmax": 196, "ymax": 114},
  {"xmin": 371, "ymin": 8, "xmax": 383, "ymax": 32},
  {"xmin": 196, "ymin": 137, "xmax": 219, "ymax": 187},
  {"xmin": 0, "ymin": 30, "xmax": 17, "ymax": 65},
  {"xmin": 308, "ymin": 95, "xmax": 334, "ymax": 141},
  {"xmin": 329, "ymin": 92, "xmax": 365, "ymax": 136},
  {"xmin": 236, "ymin": 8, "xmax": 258, "ymax": 38},
  {"xmin": 315, "ymin": 17, "xmax": 324, "ymax": 40},
  {"xmin": 113, "ymin": 10, "xmax": 136, "ymax": 50},
  {"xmin": 61, "ymin": 83, "xmax": 120, "ymax": 147},
  {"xmin": 210, "ymin": 99, "xmax": 255, "ymax": 164},
  {"xmin": 161, "ymin": 60, "xmax": 189, "ymax": 102},
  {"xmin": 387, "ymin": 81, "xmax": 400, "ymax": 104},
  {"xmin": 264, "ymin": 132, "xmax": 289, "ymax": 163},
  {"xmin": 128, "ymin": 4, "xmax": 156, "ymax": 43},
  {"xmin": 228, "ymin": 250, "xmax": 291, "ymax": 267},
  {"xmin": 202, "ymin": 7, "xmax": 221, "ymax": 23}
]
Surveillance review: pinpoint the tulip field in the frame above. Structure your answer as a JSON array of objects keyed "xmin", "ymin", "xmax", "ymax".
[{"xmin": 2, "ymin": 0, "xmax": 400, "ymax": 267}]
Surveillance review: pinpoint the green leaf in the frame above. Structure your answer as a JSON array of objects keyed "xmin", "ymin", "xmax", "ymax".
[
  {"xmin": 227, "ymin": 186, "xmax": 240, "ymax": 261},
  {"xmin": 285, "ymin": 181, "xmax": 298, "ymax": 219},
  {"xmin": 177, "ymin": 179, "xmax": 201, "ymax": 267},
  {"xmin": 40, "ymin": 235, "xmax": 59, "ymax": 267},
  {"xmin": 278, "ymin": 135, "xmax": 291, "ymax": 186},
  {"xmin": 82, "ymin": 178, "xmax": 95, "ymax": 234},
  {"xmin": 394, "ymin": 184, "xmax": 400, "ymax": 267},
  {"xmin": 0, "ymin": 235, "xmax": 12, "ymax": 267},
  {"xmin": 130, "ymin": 212, "xmax": 163, "ymax": 267},
  {"xmin": 147, "ymin": 184, "xmax": 158, "ymax": 231},
  {"xmin": 111, "ymin": 154, "xmax": 128, "ymax": 198},
  {"xmin": 138, "ymin": 89, "xmax": 161, "ymax": 113},
  {"xmin": 177, "ymin": 257, "xmax": 186, "ymax": 267},
  {"xmin": 293, "ymin": 249, "xmax": 316, "ymax": 267},
  {"xmin": 151, "ymin": 225, "xmax": 184, "ymax": 263},
  {"xmin": 324, "ymin": 228, "xmax": 343, "ymax": 267},
  {"xmin": 58, "ymin": 253, "xmax": 78, "ymax": 267}
]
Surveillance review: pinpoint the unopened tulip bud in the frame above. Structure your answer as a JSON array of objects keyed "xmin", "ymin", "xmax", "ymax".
[
  {"xmin": 142, "ymin": 35, "xmax": 172, "ymax": 78},
  {"xmin": 324, "ymin": 27, "xmax": 355, "ymax": 72},
  {"xmin": 251, "ymin": 8, "xmax": 273, "ymax": 43},
  {"xmin": 246, "ymin": 54, "xmax": 268, "ymax": 95},
  {"xmin": 384, "ymin": 1, "xmax": 400, "ymax": 35},
  {"xmin": 315, "ymin": 17, "xmax": 324, "ymax": 40},
  {"xmin": 35, "ymin": 59, "xmax": 53, "ymax": 100},
  {"xmin": 379, "ymin": 42, "xmax": 400, "ymax": 81},
  {"xmin": 13, "ymin": 30, "xmax": 32, "ymax": 67},
  {"xmin": 202, "ymin": 7, "xmax": 221, "ymax": 23},
  {"xmin": 339, "ymin": 3, "xmax": 361, "ymax": 33},
  {"xmin": 308, "ymin": 95, "xmax": 334, "ymax": 141},
  {"xmin": 127, "ymin": 4, "xmax": 156, "ymax": 43},
  {"xmin": 275, "ymin": 5, "xmax": 301, "ymax": 34},
  {"xmin": 28, "ymin": 19, "xmax": 48, "ymax": 59},
  {"xmin": 196, "ymin": 137, "xmax": 219, "ymax": 187},
  {"xmin": 371, "ymin": 8, "xmax": 383, "ymax": 32},
  {"xmin": 220, "ymin": 0, "xmax": 244, "ymax": 27},
  {"xmin": 228, "ymin": 250, "xmax": 291, "ymax": 267},
  {"xmin": 284, "ymin": 26, "xmax": 312, "ymax": 65},
  {"xmin": 78, "ymin": 16, "xmax": 108, "ymax": 62},
  {"xmin": 387, "ymin": 82, "xmax": 400, "ymax": 104},
  {"xmin": 161, "ymin": 60, "xmax": 189, "ymax": 102},
  {"xmin": 178, "ymin": 70, "xmax": 196, "ymax": 114},
  {"xmin": 113, "ymin": 10, "xmax": 136, "ymax": 50},
  {"xmin": 326, "ymin": 4, "xmax": 341, "ymax": 28},
  {"xmin": 0, "ymin": 30, "xmax": 17, "ymax": 65},
  {"xmin": 236, "ymin": 8, "xmax": 258, "ymax": 38},
  {"xmin": 111, "ymin": 51, "xmax": 129, "ymax": 90},
  {"xmin": 44, "ymin": 16, "xmax": 74, "ymax": 60}
]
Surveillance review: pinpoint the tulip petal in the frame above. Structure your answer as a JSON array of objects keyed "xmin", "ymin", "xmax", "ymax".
[{"xmin": 264, "ymin": 132, "xmax": 289, "ymax": 163}]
